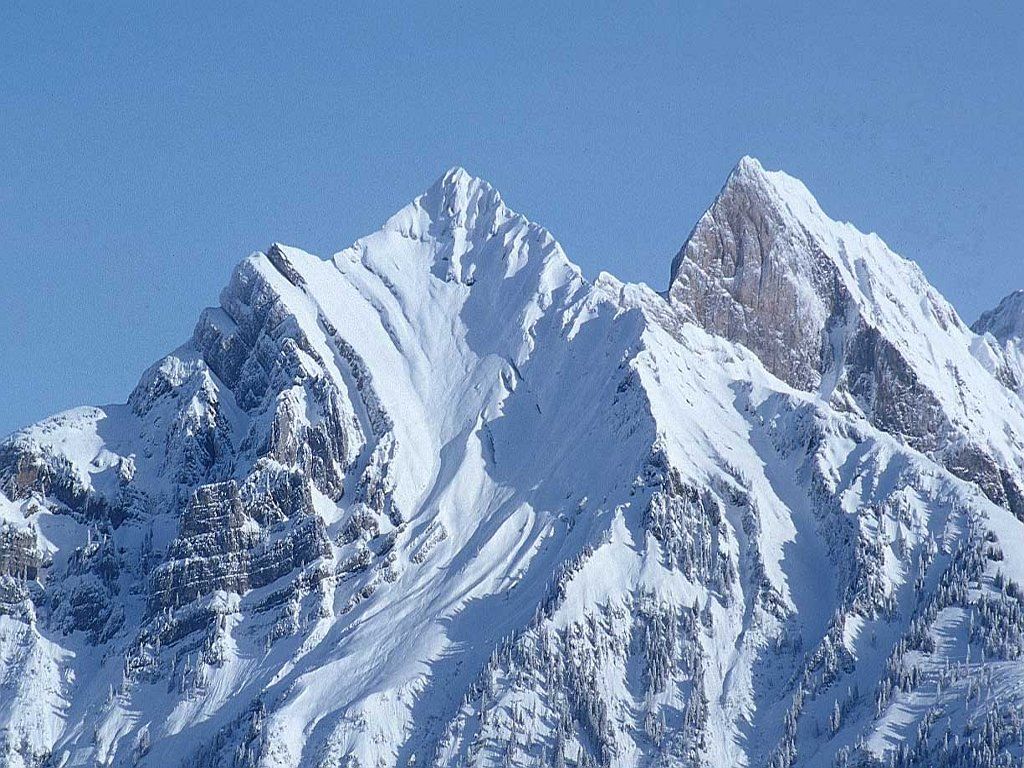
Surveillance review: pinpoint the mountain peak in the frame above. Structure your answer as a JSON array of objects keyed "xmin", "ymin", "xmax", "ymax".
[
  {"xmin": 669, "ymin": 156, "xmax": 967, "ymax": 397},
  {"xmin": 709, "ymin": 155, "xmax": 770, "ymax": 203},
  {"xmin": 729, "ymin": 154, "xmax": 767, "ymax": 180},
  {"xmin": 663, "ymin": 154, "xmax": 839, "ymax": 391},
  {"xmin": 382, "ymin": 166, "xmax": 511, "ymax": 241},
  {"xmin": 426, "ymin": 165, "xmax": 505, "ymax": 221},
  {"xmin": 667, "ymin": 156, "xmax": 841, "ymax": 389},
  {"xmin": 974, "ymin": 289, "xmax": 1024, "ymax": 342},
  {"xmin": 720, "ymin": 156, "xmax": 828, "ymax": 225},
  {"xmin": 432, "ymin": 165, "xmax": 494, "ymax": 195}
]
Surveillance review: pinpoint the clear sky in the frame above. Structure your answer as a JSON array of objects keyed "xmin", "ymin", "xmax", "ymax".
[{"xmin": 2, "ymin": 2, "xmax": 1022, "ymax": 436}]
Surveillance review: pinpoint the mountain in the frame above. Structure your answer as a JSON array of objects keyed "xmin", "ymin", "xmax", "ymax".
[
  {"xmin": 974, "ymin": 291, "xmax": 1024, "ymax": 343},
  {"xmin": 3, "ymin": 161, "xmax": 1024, "ymax": 768},
  {"xmin": 668, "ymin": 158, "xmax": 1024, "ymax": 516},
  {"xmin": 973, "ymin": 290, "xmax": 1024, "ymax": 397}
]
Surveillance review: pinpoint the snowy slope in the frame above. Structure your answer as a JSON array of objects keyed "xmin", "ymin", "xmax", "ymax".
[{"xmin": 2, "ymin": 163, "xmax": 1024, "ymax": 768}]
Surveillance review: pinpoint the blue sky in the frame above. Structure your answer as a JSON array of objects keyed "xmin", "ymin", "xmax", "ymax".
[{"xmin": 2, "ymin": 2, "xmax": 1022, "ymax": 436}]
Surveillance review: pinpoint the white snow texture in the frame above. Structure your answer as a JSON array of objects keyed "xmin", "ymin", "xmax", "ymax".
[{"xmin": 3, "ymin": 159, "xmax": 1024, "ymax": 768}]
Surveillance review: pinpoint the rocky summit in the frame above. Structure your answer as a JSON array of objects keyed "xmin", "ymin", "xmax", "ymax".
[{"xmin": 3, "ymin": 160, "xmax": 1024, "ymax": 768}]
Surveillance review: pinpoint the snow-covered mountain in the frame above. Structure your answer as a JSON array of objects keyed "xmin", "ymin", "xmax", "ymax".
[
  {"xmin": 3, "ymin": 161, "xmax": 1024, "ymax": 768},
  {"xmin": 974, "ymin": 291, "xmax": 1024, "ymax": 343},
  {"xmin": 668, "ymin": 158, "xmax": 1024, "ymax": 516},
  {"xmin": 973, "ymin": 290, "xmax": 1024, "ymax": 398}
]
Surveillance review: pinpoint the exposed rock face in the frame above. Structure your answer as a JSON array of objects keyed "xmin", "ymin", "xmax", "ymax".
[
  {"xmin": 974, "ymin": 289, "xmax": 1024, "ymax": 397},
  {"xmin": 186, "ymin": 250, "xmax": 360, "ymax": 500},
  {"xmin": 149, "ymin": 479, "xmax": 330, "ymax": 611},
  {"xmin": 0, "ymin": 522, "xmax": 44, "ymax": 626},
  {"xmin": 0, "ymin": 436, "xmax": 115, "ymax": 521},
  {"xmin": 669, "ymin": 157, "xmax": 1024, "ymax": 519},
  {"xmin": 0, "ymin": 524, "xmax": 42, "ymax": 581},
  {"xmin": 50, "ymin": 532, "xmax": 125, "ymax": 643},
  {"xmin": 669, "ymin": 157, "xmax": 843, "ymax": 391},
  {"xmin": 2, "ymin": 163, "xmax": 1024, "ymax": 768}
]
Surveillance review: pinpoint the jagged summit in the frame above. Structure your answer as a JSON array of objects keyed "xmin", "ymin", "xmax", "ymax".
[
  {"xmin": 364, "ymin": 166, "xmax": 580, "ymax": 299},
  {"xmin": 719, "ymin": 154, "xmax": 793, "ymax": 199},
  {"xmin": 669, "ymin": 156, "xmax": 1024, "ymax": 517},
  {"xmin": 667, "ymin": 155, "xmax": 849, "ymax": 390},
  {"xmin": 433, "ymin": 164, "xmax": 495, "ymax": 195},
  {"xmin": 381, "ymin": 165, "xmax": 511, "ymax": 241},
  {"xmin": 427, "ymin": 166, "xmax": 505, "ymax": 217},
  {"xmin": 732, "ymin": 153, "xmax": 763, "ymax": 175},
  {"xmin": 669, "ymin": 156, "xmax": 823, "ymax": 297},
  {"xmin": 974, "ymin": 288, "xmax": 1024, "ymax": 341},
  {"xmin": 712, "ymin": 155, "xmax": 831, "ymax": 228}
]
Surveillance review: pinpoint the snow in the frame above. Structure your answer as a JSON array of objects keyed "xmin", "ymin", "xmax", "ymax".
[
  {"xmin": 974, "ymin": 289, "xmax": 1024, "ymax": 342},
  {"xmin": 725, "ymin": 159, "xmax": 1024, "ymax": 475},
  {"xmin": 2, "ymin": 162, "xmax": 1024, "ymax": 768}
]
